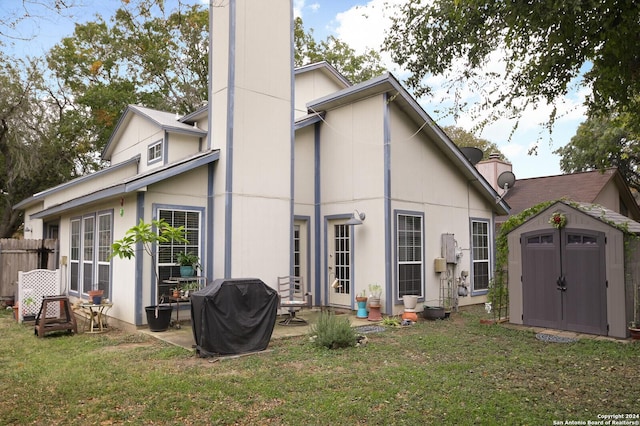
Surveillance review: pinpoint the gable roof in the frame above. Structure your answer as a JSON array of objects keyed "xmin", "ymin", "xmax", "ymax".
[
  {"xmin": 510, "ymin": 200, "xmax": 640, "ymax": 235},
  {"xmin": 22, "ymin": 150, "xmax": 219, "ymax": 220},
  {"xmin": 102, "ymin": 105, "xmax": 207, "ymax": 160},
  {"xmin": 502, "ymin": 168, "xmax": 640, "ymax": 219},
  {"xmin": 305, "ymin": 72, "xmax": 509, "ymax": 215},
  {"xmin": 294, "ymin": 61, "xmax": 352, "ymax": 88}
]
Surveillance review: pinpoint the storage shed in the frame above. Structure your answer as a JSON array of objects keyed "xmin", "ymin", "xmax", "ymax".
[{"xmin": 507, "ymin": 201, "xmax": 640, "ymax": 338}]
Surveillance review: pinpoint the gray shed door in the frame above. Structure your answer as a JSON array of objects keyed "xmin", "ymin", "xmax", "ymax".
[{"xmin": 521, "ymin": 228, "xmax": 607, "ymax": 335}]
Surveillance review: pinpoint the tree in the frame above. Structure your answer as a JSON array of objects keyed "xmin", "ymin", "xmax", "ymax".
[
  {"xmin": 554, "ymin": 115, "xmax": 640, "ymax": 192},
  {"xmin": 384, "ymin": 1, "xmax": 640, "ymax": 130},
  {"xmin": 0, "ymin": 54, "xmax": 81, "ymax": 237},
  {"xmin": 46, "ymin": 2, "xmax": 209, "ymax": 156},
  {"xmin": 294, "ymin": 17, "xmax": 385, "ymax": 84},
  {"xmin": 0, "ymin": 0, "xmax": 79, "ymax": 42},
  {"xmin": 444, "ymin": 126, "xmax": 507, "ymax": 162}
]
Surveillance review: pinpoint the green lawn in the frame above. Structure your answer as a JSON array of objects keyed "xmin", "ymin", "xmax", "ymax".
[{"xmin": 0, "ymin": 306, "xmax": 637, "ymax": 425}]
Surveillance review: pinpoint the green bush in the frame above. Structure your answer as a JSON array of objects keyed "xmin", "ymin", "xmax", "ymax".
[{"xmin": 308, "ymin": 312, "xmax": 357, "ymax": 349}]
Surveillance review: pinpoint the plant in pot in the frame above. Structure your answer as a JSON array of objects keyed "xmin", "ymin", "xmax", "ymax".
[
  {"xmin": 176, "ymin": 251, "xmax": 200, "ymax": 277},
  {"xmin": 367, "ymin": 284, "xmax": 383, "ymax": 321},
  {"xmin": 368, "ymin": 284, "xmax": 382, "ymax": 306},
  {"xmin": 355, "ymin": 290, "xmax": 368, "ymax": 318},
  {"xmin": 171, "ymin": 287, "xmax": 181, "ymax": 299},
  {"xmin": 88, "ymin": 289, "xmax": 104, "ymax": 304},
  {"xmin": 111, "ymin": 218, "xmax": 188, "ymax": 332},
  {"xmin": 22, "ymin": 296, "xmax": 37, "ymax": 322}
]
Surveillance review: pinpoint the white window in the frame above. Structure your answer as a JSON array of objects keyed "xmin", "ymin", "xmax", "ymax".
[
  {"xmin": 397, "ymin": 213, "xmax": 423, "ymax": 298},
  {"xmin": 471, "ymin": 219, "xmax": 490, "ymax": 293},
  {"xmin": 69, "ymin": 211, "xmax": 112, "ymax": 298},
  {"xmin": 148, "ymin": 140, "xmax": 162, "ymax": 164},
  {"xmin": 157, "ymin": 209, "xmax": 201, "ymax": 300}
]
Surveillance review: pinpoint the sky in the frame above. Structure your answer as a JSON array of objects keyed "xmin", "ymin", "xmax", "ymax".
[{"xmin": 1, "ymin": 0, "xmax": 587, "ymax": 180}]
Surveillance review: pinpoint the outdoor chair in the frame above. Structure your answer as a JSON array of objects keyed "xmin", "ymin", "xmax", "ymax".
[{"xmin": 277, "ymin": 276, "xmax": 312, "ymax": 326}]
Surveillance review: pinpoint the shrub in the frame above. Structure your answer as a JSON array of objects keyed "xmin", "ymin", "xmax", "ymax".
[{"xmin": 308, "ymin": 312, "xmax": 357, "ymax": 349}]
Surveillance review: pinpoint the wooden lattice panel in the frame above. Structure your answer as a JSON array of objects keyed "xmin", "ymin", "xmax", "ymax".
[{"xmin": 17, "ymin": 269, "xmax": 60, "ymax": 322}]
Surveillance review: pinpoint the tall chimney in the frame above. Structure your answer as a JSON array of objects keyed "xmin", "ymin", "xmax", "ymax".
[{"xmin": 210, "ymin": 0, "xmax": 293, "ymax": 280}]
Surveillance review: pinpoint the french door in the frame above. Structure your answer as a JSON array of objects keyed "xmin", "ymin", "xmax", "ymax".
[{"xmin": 328, "ymin": 221, "xmax": 352, "ymax": 307}]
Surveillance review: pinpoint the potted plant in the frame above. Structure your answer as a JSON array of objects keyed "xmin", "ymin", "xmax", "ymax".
[
  {"xmin": 355, "ymin": 290, "xmax": 368, "ymax": 318},
  {"xmin": 176, "ymin": 251, "xmax": 200, "ymax": 277},
  {"xmin": 22, "ymin": 296, "xmax": 37, "ymax": 322},
  {"xmin": 367, "ymin": 284, "xmax": 383, "ymax": 321},
  {"xmin": 368, "ymin": 284, "xmax": 382, "ymax": 306},
  {"xmin": 88, "ymin": 289, "xmax": 104, "ymax": 305},
  {"xmin": 182, "ymin": 281, "xmax": 200, "ymax": 298},
  {"xmin": 111, "ymin": 218, "xmax": 189, "ymax": 332}
]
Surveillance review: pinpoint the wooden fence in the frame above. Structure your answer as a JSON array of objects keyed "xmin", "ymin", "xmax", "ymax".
[{"xmin": 0, "ymin": 239, "xmax": 58, "ymax": 300}]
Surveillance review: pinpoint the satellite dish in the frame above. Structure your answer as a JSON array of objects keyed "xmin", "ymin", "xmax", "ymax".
[
  {"xmin": 460, "ymin": 147, "xmax": 483, "ymax": 165},
  {"xmin": 497, "ymin": 171, "xmax": 516, "ymax": 190}
]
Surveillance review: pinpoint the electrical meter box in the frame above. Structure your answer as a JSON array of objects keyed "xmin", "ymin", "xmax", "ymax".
[{"xmin": 441, "ymin": 233, "xmax": 456, "ymax": 263}]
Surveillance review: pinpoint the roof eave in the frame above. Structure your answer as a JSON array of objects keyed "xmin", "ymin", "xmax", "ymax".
[
  {"xmin": 13, "ymin": 155, "xmax": 141, "ymax": 211},
  {"xmin": 27, "ymin": 150, "xmax": 220, "ymax": 220}
]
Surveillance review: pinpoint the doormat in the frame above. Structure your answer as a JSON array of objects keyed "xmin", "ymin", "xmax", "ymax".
[
  {"xmin": 353, "ymin": 325, "xmax": 386, "ymax": 334},
  {"xmin": 535, "ymin": 333, "xmax": 577, "ymax": 343}
]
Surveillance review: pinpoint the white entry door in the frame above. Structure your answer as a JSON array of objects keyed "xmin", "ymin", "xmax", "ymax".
[{"xmin": 328, "ymin": 220, "xmax": 352, "ymax": 307}]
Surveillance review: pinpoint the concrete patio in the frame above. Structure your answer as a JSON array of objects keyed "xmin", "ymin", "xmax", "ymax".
[{"xmin": 139, "ymin": 308, "xmax": 374, "ymax": 352}]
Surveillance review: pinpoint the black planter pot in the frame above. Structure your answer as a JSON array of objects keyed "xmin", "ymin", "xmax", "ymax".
[
  {"xmin": 422, "ymin": 306, "xmax": 446, "ymax": 320},
  {"xmin": 145, "ymin": 305, "xmax": 173, "ymax": 332}
]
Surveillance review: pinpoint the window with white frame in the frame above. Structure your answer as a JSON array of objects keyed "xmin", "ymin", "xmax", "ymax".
[
  {"xmin": 397, "ymin": 213, "xmax": 423, "ymax": 298},
  {"xmin": 471, "ymin": 219, "xmax": 490, "ymax": 293},
  {"xmin": 70, "ymin": 219, "xmax": 80, "ymax": 293},
  {"xmin": 148, "ymin": 140, "xmax": 162, "ymax": 164},
  {"xmin": 157, "ymin": 209, "xmax": 201, "ymax": 294},
  {"xmin": 69, "ymin": 211, "xmax": 112, "ymax": 298}
]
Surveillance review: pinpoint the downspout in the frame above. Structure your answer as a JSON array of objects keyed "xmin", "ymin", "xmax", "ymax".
[
  {"xmin": 314, "ymin": 122, "xmax": 322, "ymax": 304},
  {"xmin": 383, "ymin": 92, "xmax": 393, "ymax": 314}
]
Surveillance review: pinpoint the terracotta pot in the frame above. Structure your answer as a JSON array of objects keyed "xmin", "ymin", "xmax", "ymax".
[
  {"xmin": 88, "ymin": 289, "xmax": 104, "ymax": 305},
  {"xmin": 629, "ymin": 327, "xmax": 640, "ymax": 340}
]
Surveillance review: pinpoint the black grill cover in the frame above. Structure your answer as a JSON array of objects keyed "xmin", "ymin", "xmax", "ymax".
[{"xmin": 190, "ymin": 278, "xmax": 278, "ymax": 356}]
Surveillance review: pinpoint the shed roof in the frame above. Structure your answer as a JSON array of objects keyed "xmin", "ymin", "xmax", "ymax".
[{"xmin": 573, "ymin": 202, "xmax": 640, "ymax": 234}]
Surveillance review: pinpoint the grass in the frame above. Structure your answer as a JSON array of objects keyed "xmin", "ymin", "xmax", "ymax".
[{"xmin": 0, "ymin": 305, "xmax": 638, "ymax": 425}]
